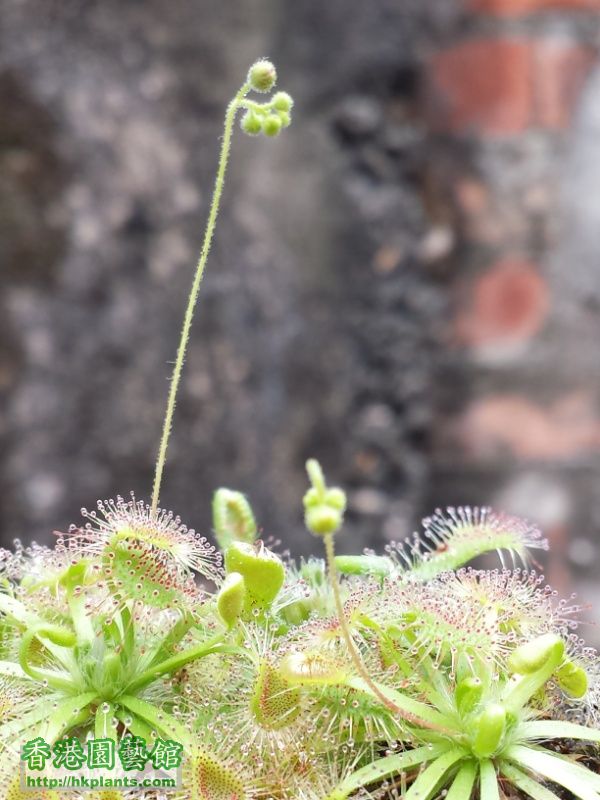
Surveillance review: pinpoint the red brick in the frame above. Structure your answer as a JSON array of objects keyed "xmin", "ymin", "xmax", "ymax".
[
  {"xmin": 455, "ymin": 258, "xmax": 550, "ymax": 346},
  {"xmin": 428, "ymin": 38, "xmax": 595, "ymax": 134},
  {"xmin": 429, "ymin": 40, "xmax": 532, "ymax": 135},
  {"xmin": 534, "ymin": 41, "xmax": 596, "ymax": 128},
  {"xmin": 470, "ymin": 0, "xmax": 600, "ymax": 16},
  {"xmin": 452, "ymin": 392, "xmax": 600, "ymax": 460}
]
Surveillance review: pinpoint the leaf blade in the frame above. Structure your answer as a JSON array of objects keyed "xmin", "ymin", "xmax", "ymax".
[
  {"xmin": 480, "ymin": 760, "xmax": 500, "ymax": 800},
  {"xmin": 325, "ymin": 744, "xmax": 447, "ymax": 800},
  {"xmin": 404, "ymin": 749, "xmax": 465, "ymax": 800},
  {"xmin": 446, "ymin": 760, "xmax": 477, "ymax": 800}
]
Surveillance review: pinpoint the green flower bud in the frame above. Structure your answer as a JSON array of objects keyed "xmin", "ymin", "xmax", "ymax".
[
  {"xmin": 303, "ymin": 487, "xmax": 321, "ymax": 508},
  {"xmin": 305, "ymin": 505, "xmax": 342, "ymax": 536},
  {"xmin": 212, "ymin": 488, "xmax": 257, "ymax": 551},
  {"xmin": 276, "ymin": 110, "xmax": 291, "ymax": 128},
  {"xmin": 472, "ymin": 703, "xmax": 506, "ymax": 758},
  {"xmin": 556, "ymin": 660, "xmax": 588, "ymax": 699},
  {"xmin": 224, "ymin": 541, "xmax": 284, "ymax": 611},
  {"xmin": 248, "ymin": 59, "xmax": 277, "ymax": 93},
  {"xmin": 508, "ymin": 634, "xmax": 565, "ymax": 675},
  {"xmin": 217, "ymin": 572, "xmax": 246, "ymax": 628},
  {"xmin": 262, "ymin": 114, "xmax": 282, "ymax": 137},
  {"xmin": 272, "ymin": 91, "xmax": 293, "ymax": 112},
  {"xmin": 455, "ymin": 676, "xmax": 483, "ymax": 715},
  {"xmin": 241, "ymin": 111, "xmax": 262, "ymax": 136},
  {"xmin": 325, "ymin": 488, "xmax": 347, "ymax": 510}
]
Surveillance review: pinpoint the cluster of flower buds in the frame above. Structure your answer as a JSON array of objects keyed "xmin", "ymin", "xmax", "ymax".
[
  {"xmin": 241, "ymin": 59, "xmax": 294, "ymax": 138},
  {"xmin": 303, "ymin": 459, "xmax": 347, "ymax": 537}
]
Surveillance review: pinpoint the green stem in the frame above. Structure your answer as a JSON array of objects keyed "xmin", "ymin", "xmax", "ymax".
[
  {"xmin": 323, "ymin": 534, "xmax": 448, "ymax": 733},
  {"xmin": 151, "ymin": 81, "xmax": 251, "ymax": 513}
]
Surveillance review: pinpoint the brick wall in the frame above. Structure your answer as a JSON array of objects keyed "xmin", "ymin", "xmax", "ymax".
[{"xmin": 422, "ymin": 0, "xmax": 600, "ymax": 615}]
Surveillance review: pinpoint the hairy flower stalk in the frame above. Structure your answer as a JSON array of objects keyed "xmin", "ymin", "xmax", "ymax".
[
  {"xmin": 151, "ymin": 60, "xmax": 289, "ymax": 514},
  {"xmin": 1, "ymin": 59, "xmax": 599, "ymax": 800}
]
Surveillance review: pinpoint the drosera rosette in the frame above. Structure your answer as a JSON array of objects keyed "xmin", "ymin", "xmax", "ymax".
[{"xmin": 298, "ymin": 461, "xmax": 600, "ymax": 800}]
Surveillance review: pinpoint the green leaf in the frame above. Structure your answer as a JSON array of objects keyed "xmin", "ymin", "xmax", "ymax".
[
  {"xmin": 125, "ymin": 636, "xmax": 234, "ymax": 694},
  {"xmin": 0, "ymin": 692, "xmax": 78, "ymax": 740},
  {"xmin": 404, "ymin": 749, "xmax": 465, "ymax": 800},
  {"xmin": 348, "ymin": 676, "xmax": 456, "ymax": 732},
  {"xmin": 212, "ymin": 488, "xmax": 257, "ymax": 549},
  {"xmin": 334, "ymin": 555, "xmax": 393, "ymax": 577},
  {"xmin": 480, "ymin": 760, "xmax": 500, "ymax": 800},
  {"xmin": 519, "ymin": 720, "xmax": 600, "ymax": 745},
  {"xmin": 119, "ymin": 695, "xmax": 191, "ymax": 746},
  {"xmin": 502, "ymin": 644, "xmax": 565, "ymax": 714},
  {"xmin": 325, "ymin": 744, "xmax": 447, "ymax": 800},
  {"xmin": 501, "ymin": 762, "xmax": 564, "ymax": 800},
  {"xmin": 43, "ymin": 694, "xmax": 96, "ymax": 743},
  {"xmin": 506, "ymin": 745, "xmax": 600, "ymax": 800},
  {"xmin": 115, "ymin": 707, "xmax": 155, "ymax": 741},
  {"xmin": 446, "ymin": 760, "xmax": 477, "ymax": 800}
]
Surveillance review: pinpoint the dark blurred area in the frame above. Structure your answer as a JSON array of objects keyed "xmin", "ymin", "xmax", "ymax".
[{"xmin": 1, "ymin": 0, "xmax": 600, "ymax": 637}]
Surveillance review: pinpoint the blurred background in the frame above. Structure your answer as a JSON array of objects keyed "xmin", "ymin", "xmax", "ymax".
[{"xmin": 1, "ymin": 0, "xmax": 600, "ymax": 638}]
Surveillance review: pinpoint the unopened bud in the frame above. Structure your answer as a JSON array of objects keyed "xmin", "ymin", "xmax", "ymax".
[
  {"xmin": 272, "ymin": 91, "xmax": 293, "ymax": 112},
  {"xmin": 276, "ymin": 110, "xmax": 291, "ymax": 128},
  {"xmin": 248, "ymin": 60, "xmax": 277, "ymax": 93},
  {"xmin": 241, "ymin": 111, "xmax": 262, "ymax": 136},
  {"xmin": 303, "ymin": 459, "xmax": 347, "ymax": 537},
  {"xmin": 262, "ymin": 114, "xmax": 282, "ymax": 137}
]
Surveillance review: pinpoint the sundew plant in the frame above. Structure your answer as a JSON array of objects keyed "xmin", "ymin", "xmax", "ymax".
[{"xmin": 1, "ymin": 60, "xmax": 599, "ymax": 800}]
